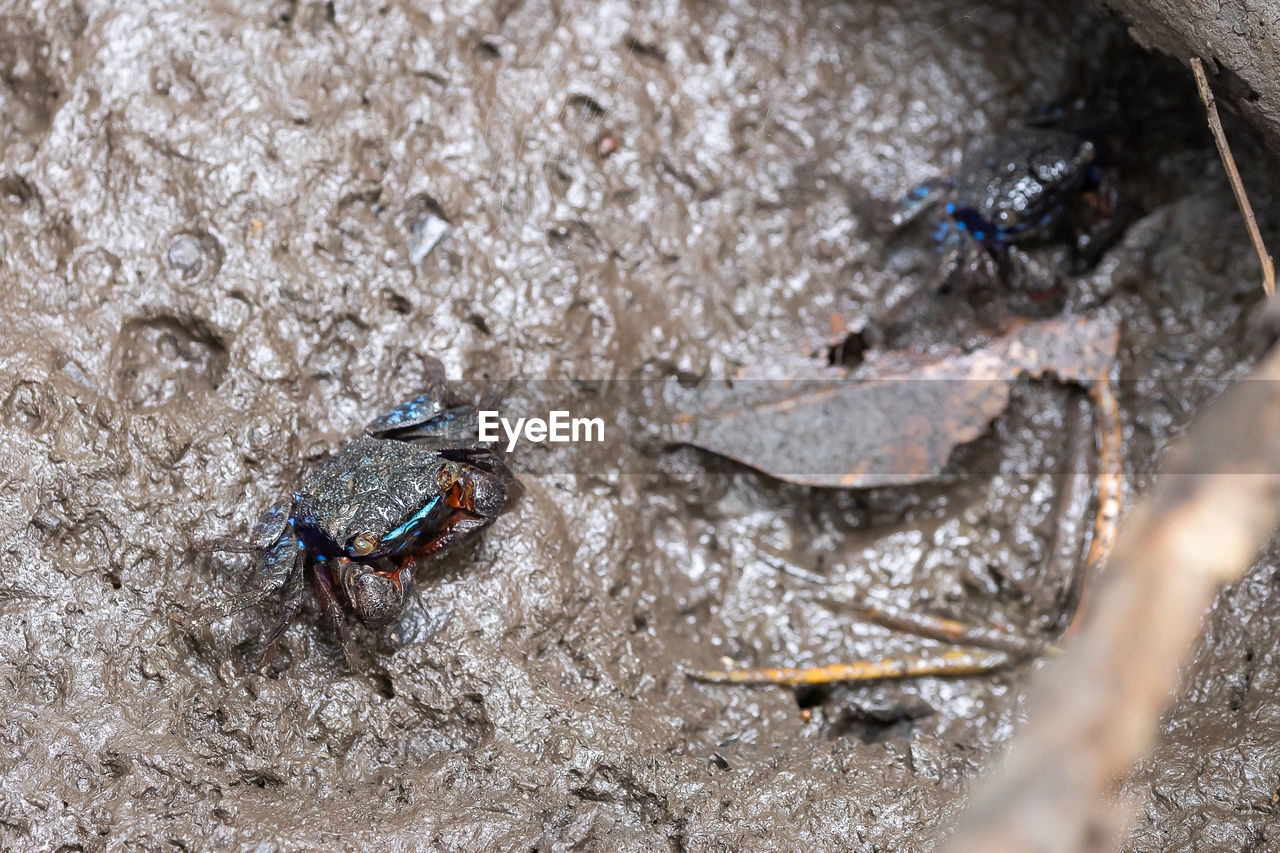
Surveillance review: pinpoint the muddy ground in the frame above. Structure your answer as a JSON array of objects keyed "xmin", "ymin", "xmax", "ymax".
[{"xmin": 1, "ymin": 0, "xmax": 1278, "ymax": 850}]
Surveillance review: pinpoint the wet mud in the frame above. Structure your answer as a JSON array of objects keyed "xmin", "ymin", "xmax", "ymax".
[{"xmin": 1, "ymin": 0, "xmax": 1278, "ymax": 850}]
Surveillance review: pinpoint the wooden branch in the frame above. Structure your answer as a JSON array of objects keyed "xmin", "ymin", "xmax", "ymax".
[{"xmin": 942, "ymin": 344, "xmax": 1280, "ymax": 852}]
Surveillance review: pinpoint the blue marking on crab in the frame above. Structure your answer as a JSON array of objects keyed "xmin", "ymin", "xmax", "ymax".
[
  {"xmin": 366, "ymin": 394, "xmax": 448, "ymax": 434},
  {"xmin": 362, "ymin": 494, "xmax": 449, "ymax": 559},
  {"xmin": 887, "ymin": 125, "xmax": 1126, "ymax": 296},
  {"xmin": 249, "ymin": 502, "xmax": 292, "ymax": 550}
]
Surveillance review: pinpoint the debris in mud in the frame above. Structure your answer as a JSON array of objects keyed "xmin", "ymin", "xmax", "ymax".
[
  {"xmin": 408, "ymin": 212, "xmax": 450, "ymax": 264},
  {"xmin": 164, "ymin": 231, "xmax": 223, "ymax": 282},
  {"xmin": 946, "ymin": 337, "xmax": 1280, "ymax": 853},
  {"xmin": 680, "ymin": 315, "xmax": 1127, "ymax": 691},
  {"xmin": 167, "ymin": 235, "xmax": 204, "ymax": 273},
  {"xmin": 665, "ymin": 314, "xmax": 1120, "ymax": 488},
  {"xmin": 1191, "ymin": 57, "xmax": 1276, "ymax": 298}
]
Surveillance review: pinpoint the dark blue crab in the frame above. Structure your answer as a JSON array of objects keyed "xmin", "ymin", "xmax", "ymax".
[
  {"xmin": 175, "ymin": 363, "xmax": 520, "ymax": 669},
  {"xmin": 890, "ymin": 124, "xmax": 1124, "ymax": 296}
]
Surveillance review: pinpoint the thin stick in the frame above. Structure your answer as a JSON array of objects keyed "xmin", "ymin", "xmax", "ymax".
[
  {"xmin": 690, "ymin": 648, "xmax": 1013, "ymax": 685},
  {"xmin": 1191, "ymin": 57, "xmax": 1275, "ymax": 297},
  {"xmin": 819, "ymin": 593, "xmax": 1044, "ymax": 656},
  {"xmin": 1064, "ymin": 373, "xmax": 1123, "ymax": 640}
]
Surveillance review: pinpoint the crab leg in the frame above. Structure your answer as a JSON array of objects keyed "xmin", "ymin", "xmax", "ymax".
[
  {"xmin": 889, "ymin": 178, "xmax": 950, "ymax": 228},
  {"xmin": 313, "ymin": 559, "xmax": 357, "ymax": 667},
  {"xmin": 173, "ymin": 527, "xmax": 300, "ymax": 626},
  {"xmin": 188, "ymin": 501, "xmax": 293, "ymax": 555},
  {"xmin": 188, "ymin": 537, "xmax": 260, "ymax": 554},
  {"xmin": 257, "ymin": 542, "xmax": 309, "ymax": 668},
  {"xmin": 402, "ymin": 470, "xmax": 513, "ymax": 561},
  {"xmin": 412, "ymin": 511, "xmax": 491, "ymax": 559}
]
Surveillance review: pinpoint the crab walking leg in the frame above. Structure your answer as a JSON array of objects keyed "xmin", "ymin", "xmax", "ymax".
[
  {"xmin": 1064, "ymin": 373, "xmax": 1123, "ymax": 639},
  {"xmin": 312, "ymin": 559, "xmax": 356, "ymax": 666},
  {"xmin": 691, "ymin": 648, "xmax": 1013, "ymax": 686},
  {"xmin": 188, "ymin": 537, "xmax": 261, "ymax": 554},
  {"xmin": 188, "ymin": 501, "xmax": 293, "ymax": 555},
  {"xmin": 172, "ymin": 528, "xmax": 299, "ymax": 626},
  {"xmin": 257, "ymin": 542, "xmax": 309, "ymax": 668},
  {"xmin": 889, "ymin": 178, "xmax": 950, "ymax": 228}
]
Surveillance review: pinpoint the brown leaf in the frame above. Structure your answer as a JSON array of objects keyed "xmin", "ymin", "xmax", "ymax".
[{"xmin": 666, "ymin": 315, "xmax": 1119, "ymax": 487}]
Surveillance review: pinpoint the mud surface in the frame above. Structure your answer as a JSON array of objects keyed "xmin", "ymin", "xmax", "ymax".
[{"xmin": 2, "ymin": 0, "xmax": 1278, "ymax": 850}]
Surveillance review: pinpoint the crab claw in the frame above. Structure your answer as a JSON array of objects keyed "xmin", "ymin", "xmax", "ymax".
[{"xmin": 333, "ymin": 557, "xmax": 410, "ymax": 629}]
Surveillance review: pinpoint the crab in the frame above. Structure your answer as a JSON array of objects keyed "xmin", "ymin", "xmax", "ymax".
[
  {"xmin": 889, "ymin": 124, "xmax": 1125, "ymax": 299},
  {"xmin": 174, "ymin": 362, "xmax": 520, "ymax": 669}
]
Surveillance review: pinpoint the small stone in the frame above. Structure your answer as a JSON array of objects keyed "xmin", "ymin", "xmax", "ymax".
[
  {"xmin": 167, "ymin": 235, "xmax": 203, "ymax": 273},
  {"xmin": 408, "ymin": 214, "xmax": 449, "ymax": 264},
  {"xmin": 31, "ymin": 506, "xmax": 60, "ymax": 533}
]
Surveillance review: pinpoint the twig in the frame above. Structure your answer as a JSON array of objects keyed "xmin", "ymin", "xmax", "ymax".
[
  {"xmin": 690, "ymin": 649, "xmax": 1013, "ymax": 685},
  {"xmin": 1191, "ymin": 56, "xmax": 1276, "ymax": 297},
  {"xmin": 941, "ymin": 343, "xmax": 1280, "ymax": 852},
  {"xmin": 1064, "ymin": 373, "xmax": 1123, "ymax": 640}
]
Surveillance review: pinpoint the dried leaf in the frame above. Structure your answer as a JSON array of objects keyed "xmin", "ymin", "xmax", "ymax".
[{"xmin": 666, "ymin": 315, "xmax": 1119, "ymax": 487}]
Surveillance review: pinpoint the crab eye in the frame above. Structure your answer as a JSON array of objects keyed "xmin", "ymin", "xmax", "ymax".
[
  {"xmin": 436, "ymin": 463, "xmax": 461, "ymax": 490},
  {"xmin": 350, "ymin": 531, "xmax": 379, "ymax": 556}
]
